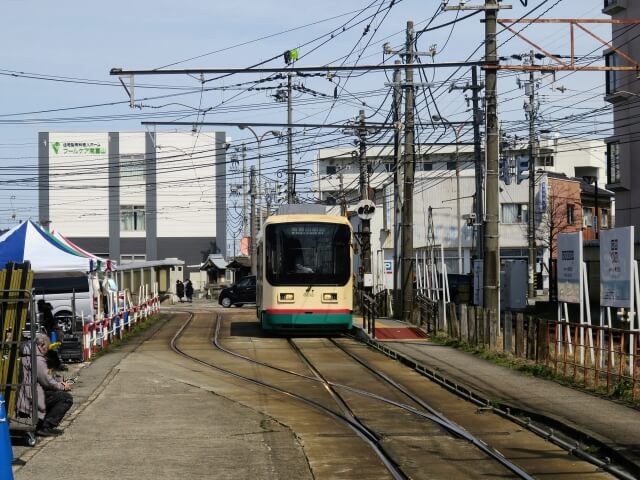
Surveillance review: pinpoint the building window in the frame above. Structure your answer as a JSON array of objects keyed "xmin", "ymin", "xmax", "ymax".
[
  {"xmin": 567, "ymin": 204, "xmax": 575, "ymax": 225},
  {"xmin": 384, "ymin": 162, "xmax": 394, "ymax": 172},
  {"xmin": 583, "ymin": 207, "xmax": 593, "ymax": 228},
  {"xmin": 540, "ymin": 155, "xmax": 554, "ymax": 167},
  {"xmin": 120, "ymin": 154, "xmax": 145, "ymax": 181},
  {"xmin": 605, "ymin": 52, "xmax": 620, "ymax": 95},
  {"xmin": 501, "ymin": 203, "xmax": 528, "ymax": 224},
  {"xmin": 120, "ymin": 254, "xmax": 146, "ymax": 263},
  {"xmin": 601, "ymin": 208, "xmax": 609, "ymax": 229},
  {"xmin": 326, "ymin": 165, "xmax": 337, "ymax": 175},
  {"xmin": 423, "ymin": 162, "xmax": 433, "ymax": 171},
  {"xmin": 121, "ymin": 205, "xmax": 146, "ymax": 232},
  {"xmin": 446, "ymin": 161, "xmax": 457, "ymax": 171},
  {"xmin": 607, "ymin": 142, "xmax": 620, "ymax": 184}
]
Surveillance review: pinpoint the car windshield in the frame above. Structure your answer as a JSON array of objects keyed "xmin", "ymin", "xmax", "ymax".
[{"xmin": 265, "ymin": 222, "xmax": 350, "ymax": 286}]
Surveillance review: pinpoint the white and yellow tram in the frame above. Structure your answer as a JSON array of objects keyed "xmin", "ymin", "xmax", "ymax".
[{"xmin": 256, "ymin": 212, "xmax": 353, "ymax": 332}]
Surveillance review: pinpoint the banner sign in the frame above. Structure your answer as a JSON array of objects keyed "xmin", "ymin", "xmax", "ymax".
[
  {"xmin": 557, "ymin": 231, "xmax": 582, "ymax": 304},
  {"xmin": 600, "ymin": 226, "xmax": 634, "ymax": 308}
]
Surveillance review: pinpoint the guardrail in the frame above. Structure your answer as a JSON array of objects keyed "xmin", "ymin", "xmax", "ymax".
[
  {"xmin": 81, "ymin": 284, "xmax": 160, "ymax": 361},
  {"xmin": 361, "ymin": 292, "xmax": 376, "ymax": 338}
]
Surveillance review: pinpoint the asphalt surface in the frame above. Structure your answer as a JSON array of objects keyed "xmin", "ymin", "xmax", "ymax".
[{"xmin": 11, "ymin": 306, "xmax": 312, "ymax": 480}]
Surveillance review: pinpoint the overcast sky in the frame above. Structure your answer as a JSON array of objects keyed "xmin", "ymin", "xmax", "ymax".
[{"xmin": 0, "ymin": 0, "xmax": 609, "ymax": 230}]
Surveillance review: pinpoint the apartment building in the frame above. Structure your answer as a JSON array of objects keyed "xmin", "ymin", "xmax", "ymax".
[{"xmin": 603, "ymin": 0, "xmax": 640, "ymax": 240}]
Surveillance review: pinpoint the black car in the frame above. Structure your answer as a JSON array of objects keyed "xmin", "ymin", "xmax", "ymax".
[{"xmin": 218, "ymin": 275, "xmax": 256, "ymax": 308}]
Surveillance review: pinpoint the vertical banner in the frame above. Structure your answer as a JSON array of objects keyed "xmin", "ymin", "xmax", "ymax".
[
  {"xmin": 557, "ymin": 231, "xmax": 582, "ymax": 304},
  {"xmin": 600, "ymin": 226, "xmax": 634, "ymax": 308}
]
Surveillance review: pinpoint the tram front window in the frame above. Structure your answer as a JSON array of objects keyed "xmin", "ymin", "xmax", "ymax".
[{"xmin": 265, "ymin": 222, "xmax": 350, "ymax": 286}]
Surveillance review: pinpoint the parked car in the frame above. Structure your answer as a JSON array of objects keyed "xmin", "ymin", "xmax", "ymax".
[{"xmin": 218, "ymin": 276, "xmax": 256, "ymax": 308}]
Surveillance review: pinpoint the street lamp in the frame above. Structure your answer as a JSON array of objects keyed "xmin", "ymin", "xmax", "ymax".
[
  {"xmin": 238, "ymin": 126, "xmax": 281, "ymax": 230},
  {"xmin": 432, "ymin": 115, "xmax": 465, "ymax": 275}
]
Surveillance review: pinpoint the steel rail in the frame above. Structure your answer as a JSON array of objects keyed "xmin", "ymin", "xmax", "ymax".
[
  {"xmin": 171, "ymin": 314, "xmax": 407, "ymax": 480},
  {"xmin": 358, "ymin": 334, "xmax": 637, "ymax": 480},
  {"xmin": 212, "ymin": 323, "xmax": 533, "ymax": 479}
]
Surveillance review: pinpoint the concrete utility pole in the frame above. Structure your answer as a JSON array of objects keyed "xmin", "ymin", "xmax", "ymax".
[
  {"xmin": 250, "ymin": 166, "xmax": 257, "ymax": 274},
  {"xmin": 358, "ymin": 109, "xmax": 372, "ymax": 292},
  {"xmin": 526, "ymin": 55, "xmax": 537, "ymax": 301},
  {"xmin": 471, "ymin": 66, "xmax": 484, "ymax": 261},
  {"xmin": 287, "ymin": 73, "xmax": 294, "ymax": 204},
  {"xmin": 242, "ymin": 144, "xmax": 249, "ymax": 238},
  {"xmin": 392, "ymin": 60, "xmax": 403, "ymax": 318},
  {"xmin": 443, "ymin": 0, "xmax": 510, "ymax": 311},
  {"xmin": 402, "ymin": 21, "xmax": 415, "ymax": 322},
  {"xmin": 483, "ymin": 1, "xmax": 501, "ymax": 313}
]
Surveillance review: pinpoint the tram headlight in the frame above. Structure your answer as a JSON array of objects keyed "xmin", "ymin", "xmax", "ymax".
[
  {"xmin": 279, "ymin": 293, "xmax": 294, "ymax": 302},
  {"xmin": 322, "ymin": 293, "xmax": 338, "ymax": 302}
]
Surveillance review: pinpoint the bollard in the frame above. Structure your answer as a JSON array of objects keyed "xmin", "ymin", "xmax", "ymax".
[{"xmin": 0, "ymin": 395, "xmax": 15, "ymax": 480}]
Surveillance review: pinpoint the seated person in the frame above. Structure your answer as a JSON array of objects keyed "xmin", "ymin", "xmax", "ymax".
[{"xmin": 16, "ymin": 333, "xmax": 73, "ymax": 437}]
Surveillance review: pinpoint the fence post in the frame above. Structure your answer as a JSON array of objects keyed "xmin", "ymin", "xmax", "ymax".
[
  {"xmin": 446, "ymin": 303, "xmax": 455, "ymax": 338},
  {"xmin": 516, "ymin": 313, "xmax": 525, "ymax": 357},
  {"xmin": 527, "ymin": 316, "xmax": 537, "ymax": 360},
  {"xmin": 537, "ymin": 318, "xmax": 549, "ymax": 363},
  {"xmin": 460, "ymin": 305, "xmax": 468, "ymax": 343},
  {"xmin": 489, "ymin": 309, "xmax": 498, "ymax": 350},
  {"xmin": 468, "ymin": 307, "xmax": 476, "ymax": 346},
  {"xmin": 504, "ymin": 311, "xmax": 513, "ymax": 354}
]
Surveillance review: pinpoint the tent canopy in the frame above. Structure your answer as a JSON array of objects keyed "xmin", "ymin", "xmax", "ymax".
[{"xmin": 0, "ymin": 221, "xmax": 91, "ymax": 273}]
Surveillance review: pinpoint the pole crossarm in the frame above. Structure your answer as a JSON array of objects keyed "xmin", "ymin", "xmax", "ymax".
[
  {"xmin": 110, "ymin": 62, "xmax": 485, "ymax": 76},
  {"xmin": 490, "ymin": 18, "xmax": 640, "ymax": 72}
]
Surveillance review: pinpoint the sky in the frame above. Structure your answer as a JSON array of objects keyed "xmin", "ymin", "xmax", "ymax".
[{"xmin": 0, "ymin": 0, "xmax": 611, "ymax": 236}]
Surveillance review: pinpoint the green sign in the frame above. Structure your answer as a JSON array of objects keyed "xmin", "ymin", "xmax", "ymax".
[{"xmin": 51, "ymin": 141, "xmax": 106, "ymax": 155}]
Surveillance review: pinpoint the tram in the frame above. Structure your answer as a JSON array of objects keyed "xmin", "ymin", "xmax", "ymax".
[{"xmin": 256, "ymin": 211, "xmax": 353, "ymax": 332}]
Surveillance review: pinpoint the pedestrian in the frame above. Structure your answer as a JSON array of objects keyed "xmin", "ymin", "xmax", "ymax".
[
  {"xmin": 16, "ymin": 333, "xmax": 73, "ymax": 437},
  {"xmin": 37, "ymin": 300, "xmax": 65, "ymax": 370},
  {"xmin": 176, "ymin": 280, "xmax": 184, "ymax": 303},
  {"xmin": 185, "ymin": 279, "xmax": 194, "ymax": 303}
]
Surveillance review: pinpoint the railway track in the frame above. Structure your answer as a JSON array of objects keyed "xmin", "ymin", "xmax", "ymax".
[{"xmin": 172, "ymin": 311, "xmax": 620, "ymax": 479}]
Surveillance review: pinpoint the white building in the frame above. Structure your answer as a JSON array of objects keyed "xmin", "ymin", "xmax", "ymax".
[
  {"xmin": 38, "ymin": 131, "xmax": 227, "ymax": 278},
  {"xmin": 317, "ymin": 138, "xmax": 605, "ymax": 290}
]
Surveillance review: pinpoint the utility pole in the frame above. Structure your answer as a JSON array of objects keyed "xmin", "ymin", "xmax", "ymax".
[
  {"xmin": 525, "ymin": 53, "xmax": 537, "ymax": 302},
  {"xmin": 358, "ymin": 109, "xmax": 372, "ymax": 293},
  {"xmin": 471, "ymin": 66, "xmax": 484, "ymax": 261},
  {"xmin": 250, "ymin": 166, "xmax": 257, "ymax": 274},
  {"xmin": 287, "ymin": 73, "xmax": 294, "ymax": 204},
  {"xmin": 443, "ymin": 1, "xmax": 510, "ymax": 311},
  {"xmin": 402, "ymin": 21, "xmax": 415, "ymax": 322},
  {"xmin": 241, "ymin": 144, "xmax": 248, "ymax": 238},
  {"xmin": 392, "ymin": 60, "xmax": 403, "ymax": 318},
  {"xmin": 484, "ymin": 0, "xmax": 500, "ymax": 313}
]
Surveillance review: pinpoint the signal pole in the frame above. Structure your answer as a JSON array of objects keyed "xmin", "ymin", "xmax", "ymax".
[{"xmin": 402, "ymin": 21, "xmax": 415, "ymax": 322}]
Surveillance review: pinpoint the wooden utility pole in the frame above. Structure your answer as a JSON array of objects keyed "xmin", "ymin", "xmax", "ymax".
[{"xmin": 526, "ymin": 56, "xmax": 537, "ymax": 301}]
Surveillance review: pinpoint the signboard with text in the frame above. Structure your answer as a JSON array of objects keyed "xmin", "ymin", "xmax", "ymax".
[
  {"xmin": 557, "ymin": 231, "xmax": 582, "ymax": 304},
  {"xmin": 600, "ymin": 226, "xmax": 634, "ymax": 308}
]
